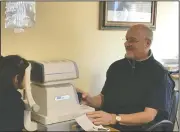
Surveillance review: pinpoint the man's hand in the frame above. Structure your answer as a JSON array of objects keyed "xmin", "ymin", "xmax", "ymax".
[
  {"xmin": 76, "ymin": 88, "xmax": 103, "ymax": 108},
  {"xmin": 76, "ymin": 88, "xmax": 92, "ymax": 105},
  {"xmin": 86, "ymin": 111, "xmax": 116, "ymax": 125},
  {"xmin": 81, "ymin": 92, "xmax": 92, "ymax": 105}
]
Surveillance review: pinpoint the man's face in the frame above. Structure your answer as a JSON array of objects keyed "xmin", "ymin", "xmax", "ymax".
[{"xmin": 124, "ymin": 27, "xmax": 150, "ymax": 59}]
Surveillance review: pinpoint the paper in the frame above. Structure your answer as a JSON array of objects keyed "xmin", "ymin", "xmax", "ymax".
[
  {"xmin": 75, "ymin": 114, "xmax": 110, "ymax": 131},
  {"xmin": 75, "ymin": 114, "xmax": 95, "ymax": 131}
]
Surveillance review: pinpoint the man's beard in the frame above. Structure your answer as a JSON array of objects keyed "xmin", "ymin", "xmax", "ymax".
[
  {"xmin": 125, "ymin": 46, "xmax": 135, "ymax": 59},
  {"xmin": 125, "ymin": 51, "xmax": 135, "ymax": 59}
]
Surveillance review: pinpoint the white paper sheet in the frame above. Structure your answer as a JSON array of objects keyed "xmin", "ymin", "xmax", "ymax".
[
  {"xmin": 75, "ymin": 114, "xmax": 110, "ymax": 131},
  {"xmin": 75, "ymin": 114, "xmax": 95, "ymax": 131}
]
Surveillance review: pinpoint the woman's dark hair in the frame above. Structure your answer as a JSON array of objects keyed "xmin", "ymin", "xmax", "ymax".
[{"xmin": 0, "ymin": 55, "xmax": 29, "ymax": 94}]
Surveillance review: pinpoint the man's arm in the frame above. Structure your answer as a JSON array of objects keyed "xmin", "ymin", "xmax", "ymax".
[
  {"xmin": 89, "ymin": 107, "xmax": 157, "ymax": 126},
  {"xmin": 112, "ymin": 107, "xmax": 157, "ymax": 126},
  {"xmin": 84, "ymin": 94, "xmax": 103, "ymax": 109}
]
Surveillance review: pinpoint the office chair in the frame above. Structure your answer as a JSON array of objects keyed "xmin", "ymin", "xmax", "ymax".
[{"xmin": 146, "ymin": 90, "xmax": 179, "ymax": 131}]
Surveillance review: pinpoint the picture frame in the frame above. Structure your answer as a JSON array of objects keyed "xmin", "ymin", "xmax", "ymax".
[{"xmin": 99, "ymin": 1, "xmax": 157, "ymax": 30}]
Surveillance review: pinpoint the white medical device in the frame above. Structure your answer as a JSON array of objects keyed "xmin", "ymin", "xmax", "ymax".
[{"xmin": 23, "ymin": 60, "xmax": 94, "ymax": 131}]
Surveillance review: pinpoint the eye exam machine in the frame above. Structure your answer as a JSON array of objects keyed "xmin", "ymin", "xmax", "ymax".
[{"xmin": 23, "ymin": 60, "xmax": 95, "ymax": 131}]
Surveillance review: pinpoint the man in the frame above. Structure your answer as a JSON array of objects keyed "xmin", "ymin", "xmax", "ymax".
[{"xmin": 81, "ymin": 24, "xmax": 175, "ymax": 131}]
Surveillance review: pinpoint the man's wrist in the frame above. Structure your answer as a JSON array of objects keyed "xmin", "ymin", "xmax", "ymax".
[
  {"xmin": 110, "ymin": 114, "xmax": 117, "ymax": 125},
  {"xmin": 110, "ymin": 114, "xmax": 122, "ymax": 125},
  {"xmin": 115, "ymin": 115, "xmax": 122, "ymax": 123}
]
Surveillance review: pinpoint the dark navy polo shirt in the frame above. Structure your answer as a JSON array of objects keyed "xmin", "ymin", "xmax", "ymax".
[{"xmin": 101, "ymin": 54, "xmax": 175, "ymax": 131}]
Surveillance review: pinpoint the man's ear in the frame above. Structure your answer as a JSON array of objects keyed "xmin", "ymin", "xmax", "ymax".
[{"xmin": 146, "ymin": 39, "xmax": 151, "ymax": 48}]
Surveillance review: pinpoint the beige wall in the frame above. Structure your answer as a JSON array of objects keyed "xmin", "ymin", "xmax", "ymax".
[
  {"xmin": 1, "ymin": 2, "xmax": 179, "ymax": 95},
  {"xmin": 151, "ymin": 1, "xmax": 179, "ymax": 60}
]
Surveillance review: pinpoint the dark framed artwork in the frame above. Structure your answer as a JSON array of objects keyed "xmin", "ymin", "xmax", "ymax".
[{"xmin": 99, "ymin": 1, "xmax": 157, "ymax": 30}]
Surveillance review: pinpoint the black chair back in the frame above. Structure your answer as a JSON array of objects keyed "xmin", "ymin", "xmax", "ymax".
[
  {"xmin": 169, "ymin": 90, "xmax": 179, "ymax": 128},
  {"xmin": 146, "ymin": 89, "xmax": 179, "ymax": 131}
]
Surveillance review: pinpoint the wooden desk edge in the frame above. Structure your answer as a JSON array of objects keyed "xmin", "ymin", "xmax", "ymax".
[
  {"xmin": 71, "ymin": 124, "xmax": 119, "ymax": 131},
  {"xmin": 106, "ymin": 126, "xmax": 119, "ymax": 131}
]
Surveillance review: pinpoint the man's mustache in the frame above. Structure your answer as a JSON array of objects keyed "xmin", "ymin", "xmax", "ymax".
[{"xmin": 125, "ymin": 45, "xmax": 134, "ymax": 50}]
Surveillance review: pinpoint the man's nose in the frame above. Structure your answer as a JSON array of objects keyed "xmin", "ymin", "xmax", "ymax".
[{"xmin": 124, "ymin": 41, "xmax": 131, "ymax": 47}]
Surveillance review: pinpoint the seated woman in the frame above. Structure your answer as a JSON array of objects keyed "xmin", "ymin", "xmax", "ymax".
[{"xmin": 0, "ymin": 55, "xmax": 29, "ymax": 131}]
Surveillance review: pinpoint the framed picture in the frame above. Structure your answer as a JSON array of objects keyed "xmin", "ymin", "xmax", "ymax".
[{"xmin": 99, "ymin": 1, "xmax": 157, "ymax": 30}]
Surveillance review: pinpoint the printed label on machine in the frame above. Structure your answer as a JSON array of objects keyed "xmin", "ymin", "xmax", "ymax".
[{"xmin": 55, "ymin": 95, "xmax": 70, "ymax": 101}]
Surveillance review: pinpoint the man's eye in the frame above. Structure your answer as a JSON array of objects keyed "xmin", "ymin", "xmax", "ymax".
[{"xmin": 129, "ymin": 39, "xmax": 138, "ymax": 43}]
